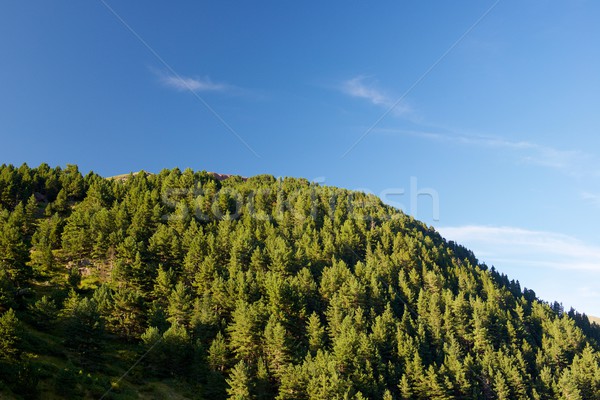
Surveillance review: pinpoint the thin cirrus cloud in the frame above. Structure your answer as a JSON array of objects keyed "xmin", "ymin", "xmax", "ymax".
[
  {"xmin": 378, "ymin": 128, "xmax": 595, "ymax": 176},
  {"xmin": 581, "ymin": 192, "xmax": 600, "ymax": 207},
  {"xmin": 341, "ymin": 76, "xmax": 413, "ymax": 117},
  {"xmin": 438, "ymin": 225, "xmax": 600, "ymax": 272},
  {"xmin": 159, "ymin": 72, "xmax": 231, "ymax": 93},
  {"xmin": 438, "ymin": 224, "xmax": 600, "ymax": 315}
]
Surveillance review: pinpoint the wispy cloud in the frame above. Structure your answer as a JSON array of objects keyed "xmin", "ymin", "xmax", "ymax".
[
  {"xmin": 579, "ymin": 286, "xmax": 600, "ymax": 299},
  {"xmin": 438, "ymin": 224, "xmax": 600, "ymax": 315},
  {"xmin": 161, "ymin": 74, "xmax": 230, "ymax": 92},
  {"xmin": 438, "ymin": 225, "xmax": 600, "ymax": 272},
  {"xmin": 581, "ymin": 192, "xmax": 600, "ymax": 207},
  {"xmin": 341, "ymin": 76, "xmax": 412, "ymax": 117},
  {"xmin": 342, "ymin": 76, "xmax": 390, "ymax": 107},
  {"xmin": 379, "ymin": 128, "xmax": 595, "ymax": 176}
]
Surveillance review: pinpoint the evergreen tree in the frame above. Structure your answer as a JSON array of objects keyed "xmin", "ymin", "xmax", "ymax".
[
  {"xmin": 62, "ymin": 296, "xmax": 104, "ymax": 368},
  {"xmin": 0, "ymin": 308, "xmax": 21, "ymax": 361},
  {"xmin": 307, "ymin": 312, "xmax": 327, "ymax": 355},
  {"xmin": 263, "ymin": 316, "xmax": 291, "ymax": 380},
  {"xmin": 0, "ymin": 269, "xmax": 15, "ymax": 311},
  {"xmin": 162, "ymin": 322, "xmax": 192, "ymax": 376},
  {"xmin": 153, "ymin": 265, "xmax": 175, "ymax": 303},
  {"xmin": 167, "ymin": 281, "xmax": 192, "ymax": 328},
  {"xmin": 29, "ymin": 295, "xmax": 58, "ymax": 330},
  {"xmin": 228, "ymin": 301, "xmax": 261, "ymax": 363},
  {"xmin": 557, "ymin": 369, "xmax": 582, "ymax": 400},
  {"xmin": 108, "ymin": 286, "xmax": 145, "ymax": 338},
  {"xmin": 0, "ymin": 218, "xmax": 29, "ymax": 285},
  {"xmin": 208, "ymin": 331, "xmax": 229, "ymax": 373},
  {"xmin": 227, "ymin": 360, "xmax": 253, "ymax": 400}
]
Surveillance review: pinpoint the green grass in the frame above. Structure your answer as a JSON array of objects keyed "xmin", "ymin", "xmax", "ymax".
[{"xmin": 11, "ymin": 317, "xmax": 198, "ymax": 399}]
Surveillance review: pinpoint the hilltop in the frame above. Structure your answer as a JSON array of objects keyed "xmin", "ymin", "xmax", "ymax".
[{"xmin": 0, "ymin": 163, "xmax": 599, "ymax": 399}]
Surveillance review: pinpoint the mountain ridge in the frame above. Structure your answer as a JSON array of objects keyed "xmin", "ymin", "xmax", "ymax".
[{"xmin": 0, "ymin": 163, "xmax": 599, "ymax": 399}]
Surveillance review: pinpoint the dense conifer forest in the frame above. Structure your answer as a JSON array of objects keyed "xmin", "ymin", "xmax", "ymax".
[{"xmin": 0, "ymin": 163, "xmax": 599, "ymax": 399}]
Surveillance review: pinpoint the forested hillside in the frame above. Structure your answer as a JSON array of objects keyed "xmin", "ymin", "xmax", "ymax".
[{"xmin": 0, "ymin": 163, "xmax": 599, "ymax": 399}]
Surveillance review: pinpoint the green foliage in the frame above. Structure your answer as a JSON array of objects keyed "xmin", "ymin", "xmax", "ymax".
[
  {"xmin": 208, "ymin": 331, "xmax": 229, "ymax": 372},
  {"xmin": 0, "ymin": 308, "xmax": 21, "ymax": 361},
  {"xmin": 29, "ymin": 295, "xmax": 58, "ymax": 330},
  {"xmin": 141, "ymin": 322, "xmax": 194, "ymax": 378},
  {"xmin": 166, "ymin": 281, "xmax": 192, "ymax": 328},
  {"xmin": 263, "ymin": 316, "xmax": 291, "ymax": 380},
  {"xmin": 0, "ymin": 215, "xmax": 30, "ymax": 285},
  {"xmin": 0, "ymin": 269, "xmax": 15, "ymax": 311},
  {"xmin": 66, "ymin": 266, "xmax": 81, "ymax": 288},
  {"xmin": 161, "ymin": 323, "xmax": 193, "ymax": 376},
  {"xmin": 227, "ymin": 360, "xmax": 253, "ymax": 399},
  {"xmin": 106, "ymin": 286, "xmax": 146, "ymax": 338},
  {"xmin": 61, "ymin": 294, "xmax": 104, "ymax": 368},
  {"xmin": 307, "ymin": 312, "xmax": 326, "ymax": 355},
  {"xmin": 0, "ymin": 164, "xmax": 598, "ymax": 399},
  {"xmin": 228, "ymin": 300, "xmax": 262, "ymax": 363}
]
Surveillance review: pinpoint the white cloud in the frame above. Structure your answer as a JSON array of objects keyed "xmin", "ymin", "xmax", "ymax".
[
  {"xmin": 521, "ymin": 146, "xmax": 588, "ymax": 171},
  {"xmin": 379, "ymin": 128, "xmax": 594, "ymax": 176},
  {"xmin": 579, "ymin": 286, "xmax": 600, "ymax": 299},
  {"xmin": 160, "ymin": 73, "xmax": 230, "ymax": 92},
  {"xmin": 437, "ymin": 224, "xmax": 600, "ymax": 315},
  {"xmin": 342, "ymin": 76, "xmax": 389, "ymax": 107},
  {"xmin": 341, "ymin": 76, "xmax": 412, "ymax": 117},
  {"xmin": 581, "ymin": 192, "xmax": 600, "ymax": 208},
  {"xmin": 438, "ymin": 225, "xmax": 600, "ymax": 272},
  {"xmin": 453, "ymin": 135, "xmax": 586, "ymax": 172}
]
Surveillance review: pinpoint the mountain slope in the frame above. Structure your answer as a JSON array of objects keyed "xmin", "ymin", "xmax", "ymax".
[{"xmin": 0, "ymin": 163, "xmax": 599, "ymax": 399}]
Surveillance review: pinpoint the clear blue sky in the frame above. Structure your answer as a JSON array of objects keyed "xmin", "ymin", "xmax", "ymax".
[{"xmin": 2, "ymin": 1, "xmax": 600, "ymax": 315}]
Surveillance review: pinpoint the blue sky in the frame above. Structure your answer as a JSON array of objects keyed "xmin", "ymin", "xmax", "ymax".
[{"xmin": 1, "ymin": 1, "xmax": 600, "ymax": 315}]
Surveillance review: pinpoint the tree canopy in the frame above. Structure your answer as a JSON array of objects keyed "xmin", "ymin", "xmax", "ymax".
[{"xmin": 0, "ymin": 163, "xmax": 599, "ymax": 399}]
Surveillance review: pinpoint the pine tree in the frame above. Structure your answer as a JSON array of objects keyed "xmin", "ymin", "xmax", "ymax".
[
  {"xmin": 557, "ymin": 369, "xmax": 582, "ymax": 400},
  {"xmin": 50, "ymin": 188, "xmax": 70, "ymax": 215},
  {"xmin": 61, "ymin": 164, "xmax": 85, "ymax": 200},
  {"xmin": 0, "ymin": 269, "xmax": 15, "ymax": 311},
  {"xmin": 62, "ymin": 296, "xmax": 104, "ymax": 368},
  {"xmin": 140, "ymin": 326, "xmax": 163, "ymax": 375},
  {"xmin": 190, "ymin": 294, "xmax": 220, "ymax": 343},
  {"xmin": 227, "ymin": 360, "xmax": 253, "ymax": 400},
  {"xmin": 228, "ymin": 301, "xmax": 261, "ymax": 363},
  {"xmin": 494, "ymin": 371, "xmax": 511, "ymax": 400},
  {"xmin": 307, "ymin": 312, "xmax": 326, "ymax": 355},
  {"xmin": 162, "ymin": 322, "xmax": 192, "ymax": 376},
  {"xmin": 140, "ymin": 325, "xmax": 162, "ymax": 347},
  {"xmin": 108, "ymin": 286, "xmax": 145, "ymax": 338},
  {"xmin": 167, "ymin": 281, "xmax": 192, "ymax": 328},
  {"xmin": 153, "ymin": 265, "xmax": 175, "ymax": 303},
  {"xmin": 399, "ymin": 374, "xmax": 412, "ymax": 400},
  {"xmin": 569, "ymin": 344, "xmax": 600, "ymax": 398},
  {"xmin": 0, "ymin": 308, "xmax": 21, "ymax": 361},
  {"xmin": 263, "ymin": 317, "xmax": 291, "ymax": 380},
  {"xmin": 0, "ymin": 218, "xmax": 29, "ymax": 285},
  {"xmin": 255, "ymin": 357, "xmax": 272, "ymax": 400},
  {"xmin": 194, "ymin": 254, "xmax": 218, "ymax": 293},
  {"xmin": 61, "ymin": 206, "xmax": 94, "ymax": 260},
  {"xmin": 30, "ymin": 295, "xmax": 58, "ymax": 330},
  {"xmin": 370, "ymin": 303, "xmax": 397, "ymax": 362},
  {"xmin": 208, "ymin": 331, "xmax": 229, "ymax": 372}
]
